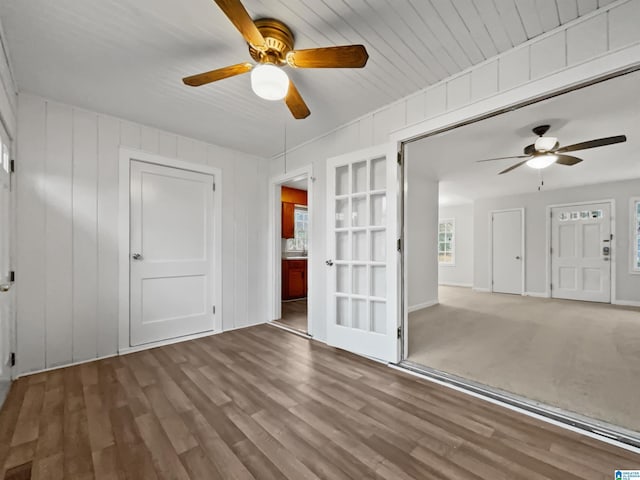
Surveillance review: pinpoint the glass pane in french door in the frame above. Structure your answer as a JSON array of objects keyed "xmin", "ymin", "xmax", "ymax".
[{"xmin": 334, "ymin": 156, "xmax": 387, "ymax": 334}]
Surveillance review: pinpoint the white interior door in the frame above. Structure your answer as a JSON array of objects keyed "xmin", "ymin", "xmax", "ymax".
[
  {"xmin": 551, "ymin": 202, "xmax": 611, "ymax": 302},
  {"xmin": 326, "ymin": 147, "xmax": 398, "ymax": 362},
  {"xmin": 491, "ymin": 209, "xmax": 523, "ymax": 295},
  {"xmin": 130, "ymin": 160, "xmax": 215, "ymax": 346},
  {"xmin": 0, "ymin": 131, "xmax": 12, "ymax": 379}
]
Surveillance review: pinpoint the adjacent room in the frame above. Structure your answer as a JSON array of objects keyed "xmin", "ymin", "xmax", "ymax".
[
  {"xmin": 1, "ymin": 0, "xmax": 640, "ymax": 478},
  {"xmin": 404, "ymin": 69, "xmax": 640, "ymax": 436}
]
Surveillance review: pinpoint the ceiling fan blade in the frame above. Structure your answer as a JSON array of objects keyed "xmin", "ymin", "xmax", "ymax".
[
  {"xmin": 183, "ymin": 62, "xmax": 252, "ymax": 86},
  {"xmin": 476, "ymin": 155, "xmax": 529, "ymax": 163},
  {"xmin": 213, "ymin": 0, "xmax": 266, "ymax": 48},
  {"xmin": 286, "ymin": 45, "xmax": 369, "ymax": 68},
  {"xmin": 499, "ymin": 160, "xmax": 528, "ymax": 175},
  {"xmin": 555, "ymin": 154, "xmax": 583, "ymax": 166},
  {"xmin": 555, "ymin": 135, "xmax": 627, "ymax": 153},
  {"xmin": 285, "ymin": 80, "xmax": 310, "ymax": 119}
]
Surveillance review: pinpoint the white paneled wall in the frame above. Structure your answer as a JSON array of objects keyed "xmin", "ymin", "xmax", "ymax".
[
  {"xmin": 269, "ymin": 0, "xmax": 640, "ymax": 342},
  {"xmin": 16, "ymin": 93, "xmax": 269, "ymax": 374}
]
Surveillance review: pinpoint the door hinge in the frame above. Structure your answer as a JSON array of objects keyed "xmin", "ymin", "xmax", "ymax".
[
  {"xmin": 550, "ymin": 247, "xmax": 553, "ymax": 254},
  {"xmin": 397, "ymin": 326, "xmax": 402, "ymax": 339},
  {"xmin": 212, "ymin": 306, "xmax": 216, "ymax": 314},
  {"xmin": 397, "ymin": 238, "xmax": 402, "ymax": 252},
  {"xmin": 397, "ymin": 151, "xmax": 402, "ymax": 166},
  {"xmin": 9, "ymin": 271, "xmax": 14, "ymax": 282},
  {"xmin": 212, "ymin": 183, "xmax": 215, "ymax": 191},
  {"xmin": 9, "ymin": 352, "xmax": 15, "ymax": 367},
  {"xmin": 9, "ymin": 159, "xmax": 14, "ymax": 173},
  {"xmin": 550, "ymin": 283, "xmax": 553, "ymax": 290}
]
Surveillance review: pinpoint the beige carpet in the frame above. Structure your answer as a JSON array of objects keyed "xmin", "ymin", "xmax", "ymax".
[
  {"xmin": 408, "ymin": 286, "xmax": 640, "ymax": 432},
  {"xmin": 276, "ymin": 299, "xmax": 307, "ymax": 333}
]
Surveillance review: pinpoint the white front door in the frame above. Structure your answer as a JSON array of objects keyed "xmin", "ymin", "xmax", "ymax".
[
  {"xmin": 491, "ymin": 209, "xmax": 523, "ymax": 295},
  {"xmin": 130, "ymin": 160, "xmax": 215, "ymax": 346},
  {"xmin": 551, "ymin": 202, "xmax": 611, "ymax": 303},
  {"xmin": 0, "ymin": 132, "xmax": 12, "ymax": 379},
  {"xmin": 326, "ymin": 147, "xmax": 398, "ymax": 362}
]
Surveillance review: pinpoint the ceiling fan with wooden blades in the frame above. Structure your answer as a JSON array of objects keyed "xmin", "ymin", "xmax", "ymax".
[
  {"xmin": 476, "ymin": 124, "xmax": 627, "ymax": 175},
  {"xmin": 182, "ymin": 0, "xmax": 370, "ymax": 119}
]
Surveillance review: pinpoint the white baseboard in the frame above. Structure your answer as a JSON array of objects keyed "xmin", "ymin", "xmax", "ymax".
[
  {"xmin": 408, "ymin": 300, "xmax": 439, "ymax": 313},
  {"xmin": 472, "ymin": 287, "xmax": 490, "ymax": 293},
  {"xmin": 524, "ymin": 291, "xmax": 549, "ymax": 298},
  {"xmin": 438, "ymin": 282, "xmax": 473, "ymax": 288},
  {"xmin": 613, "ymin": 299, "xmax": 640, "ymax": 308}
]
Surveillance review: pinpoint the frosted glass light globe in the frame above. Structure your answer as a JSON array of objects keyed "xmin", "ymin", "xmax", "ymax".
[
  {"xmin": 251, "ymin": 64, "xmax": 289, "ymax": 101},
  {"xmin": 527, "ymin": 154, "xmax": 557, "ymax": 169},
  {"xmin": 534, "ymin": 136, "xmax": 558, "ymax": 152}
]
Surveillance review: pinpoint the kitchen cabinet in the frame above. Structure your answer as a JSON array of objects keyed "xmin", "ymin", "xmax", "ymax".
[
  {"xmin": 282, "ymin": 259, "xmax": 307, "ymax": 300},
  {"xmin": 282, "ymin": 202, "xmax": 295, "ymax": 238}
]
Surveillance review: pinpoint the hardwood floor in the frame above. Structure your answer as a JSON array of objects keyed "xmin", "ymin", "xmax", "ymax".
[
  {"xmin": 277, "ymin": 299, "xmax": 307, "ymax": 332},
  {"xmin": 0, "ymin": 325, "xmax": 638, "ymax": 479}
]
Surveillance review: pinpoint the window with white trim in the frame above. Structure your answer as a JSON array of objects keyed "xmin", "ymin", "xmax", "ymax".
[
  {"xmin": 633, "ymin": 198, "xmax": 640, "ymax": 272},
  {"xmin": 285, "ymin": 205, "xmax": 309, "ymax": 253},
  {"xmin": 438, "ymin": 218, "xmax": 455, "ymax": 265}
]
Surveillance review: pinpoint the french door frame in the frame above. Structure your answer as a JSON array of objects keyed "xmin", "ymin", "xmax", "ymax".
[
  {"xmin": 545, "ymin": 199, "xmax": 615, "ymax": 301},
  {"xmin": 268, "ymin": 165, "xmax": 314, "ymax": 336},
  {"xmin": 117, "ymin": 148, "xmax": 222, "ymax": 353}
]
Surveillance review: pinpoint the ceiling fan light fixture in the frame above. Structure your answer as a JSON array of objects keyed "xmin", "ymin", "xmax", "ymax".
[
  {"xmin": 534, "ymin": 136, "xmax": 558, "ymax": 152},
  {"xmin": 527, "ymin": 154, "xmax": 557, "ymax": 169},
  {"xmin": 250, "ymin": 63, "xmax": 289, "ymax": 100}
]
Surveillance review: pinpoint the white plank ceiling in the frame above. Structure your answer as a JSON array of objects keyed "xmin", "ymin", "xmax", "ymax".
[{"xmin": 0, "ymin": 0, "xmax": 609, "ymax": 157}]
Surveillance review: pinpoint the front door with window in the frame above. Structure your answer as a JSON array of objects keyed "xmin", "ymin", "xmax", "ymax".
[
  {"xmin": 326, "ymin": 146, "xmax": 398, "ymax": 362},
  {"xmin": 129, "ymin": 160, "xmax": 216, "ymax": 346},
  {"xmin": 551, "ymin": 202, "xmax": 611, "ymax": 303}
]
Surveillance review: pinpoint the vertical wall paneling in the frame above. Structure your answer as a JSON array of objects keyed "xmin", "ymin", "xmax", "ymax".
[
  {"xmin": 16, "ymin": 95, "xmax": 46, "ymax": 373},
  {"xmin": 608, "ymin": 0, "xmax": 640, "ymax": 51},
  {"xmin": 140, "ymin": 126, "xmax": 159, "ymax": 154},
  {"xmin": 498, "ymin": 46, "xmax": 530, "ymax": 90},
  {"xmin": 530, "ymin": 31, "xmax": 567, "ymax": 79},
  {"xmin": 44, "ymin": 102, "xmax": 73, "ymax": 368},
  {"xmin": 72, "ymin": 109, "xmax": 98, "ymax": 361},
  {"xmin": 405, "ymin": 93, "xmax": 427, "ymax": 126},
  {"xmin": 425, "ymin": 83, "xmax": 447, "ymax": 118},
  {"xmin": 567, "ymin": 13, "xmax": 608, "ymax": 65},
  {"xmin": 96, "ymin": 115, "xmax": 120, "ymax": 358},
  {"xmin": 446, "ymin": 73, "xmax": 471, "ymax": 110},
  {"xmin": 471, "ymin": 60, "xmax": 499, "ymax": 101},
  {"xmin": 233, "ymin": 157, "xmax": 249, "ymax": 328},
  {"xmin": 16, "ymin": 94, "xmax": 269, "ymax": 372},
  {"xmin": 158, "ymin": 132, "xmax": 178, "ymax": 158}
]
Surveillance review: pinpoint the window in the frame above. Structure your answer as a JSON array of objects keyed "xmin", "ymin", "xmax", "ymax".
[
  {"xmin": 438, "ymin": 218, "xmax": 455, "ymax": 265},
  {"xmin": 633, "ymin": 198, "xmax": 640, "ymax": 273},
  {"xmin": 286, "ymin": 205, "xmax": 309, "ymax": 252}
]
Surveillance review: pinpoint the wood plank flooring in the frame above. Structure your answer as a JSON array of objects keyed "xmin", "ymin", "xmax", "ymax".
[{"xmin": 0, "ymin": 324, "xmax": 638, "ymax": 479}]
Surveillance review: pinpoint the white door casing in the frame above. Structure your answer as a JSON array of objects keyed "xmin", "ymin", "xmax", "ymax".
[
  {"xmin": 129, "ymin": 160, "xmax": 215, "ymax": 346},
  {"xmin": 491, "ymin": 209, "xmax": 524, "ymax": 295},
  {"xmin": 326, "ymin": 145, "xmax": 398, "ymax": 363},
  {"xmin": 551, "ymin": 202, "xmax": 611, "ymax": 303},
  {"xmin": 0, "ymin": 131, "xmax": 12, "ymax": 379}
]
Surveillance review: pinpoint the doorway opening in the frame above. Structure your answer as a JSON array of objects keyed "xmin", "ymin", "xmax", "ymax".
[
  {"xmin": 400, "ymin": 69, "xmax": 640, "ymax": 446},
  {"xmin": 270, "ymin": 168, "xmax": 312, "ymax": 335}
]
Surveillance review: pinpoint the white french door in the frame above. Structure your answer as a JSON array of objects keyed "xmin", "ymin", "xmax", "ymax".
[
  {"xmin": 491, "ymin": 209, "xmax": 524, "ymax": 295},
  {"xmin": 326, "ymin": 146, "xmax": 398, "ymax": 362},
  {"xmin": 129, "ymin": 160, "xmax": 215, "ymax": 346},
  {"xmin": 551, "ymin": 202, "xmax": 611, "ymax": 303},
  {"xmin": 0, "ymin": 129, "xmax": 12, "ymax": 379}
]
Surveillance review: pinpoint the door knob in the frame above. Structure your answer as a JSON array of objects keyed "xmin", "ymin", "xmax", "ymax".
[
  {"xmin": 0, "ymin": 284, "xmax": 11, "ymax": 292},
  {"xmin": 325, "ymin": 259, "xmax": 334, "ymax": 266},
  {"xmin": 132, "ymin": 253, "xmax": 143, "ymax": 260},
  {"xmin": 515, "ymin": 256, "xmax": 521, "ymax": 260}
]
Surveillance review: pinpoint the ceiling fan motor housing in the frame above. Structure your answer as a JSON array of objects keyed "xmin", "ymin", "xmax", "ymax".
[{"xmin": 248, "ymin": 19, "xmax": 295, "ymax": 65}]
